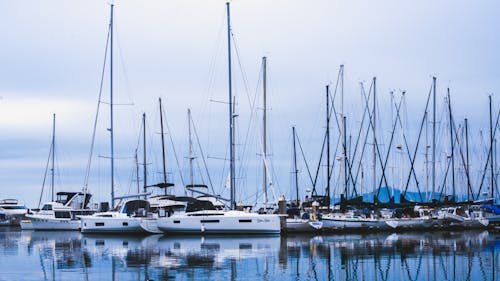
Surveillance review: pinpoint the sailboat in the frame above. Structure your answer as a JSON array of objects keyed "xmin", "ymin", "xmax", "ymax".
[
  {"xmin": 22, "ymin": 114, "xmax": 94, "ymax": 231},
  {"xmin": 79, "ymin": 6, "xmax": 159, "ymax": 235},
  {"xmin": 157, "ymin": 2, "xmax": 281, "ymax": 235},
  {"xmin": 437, "ymin": 205, "xmax": 489, "ymax": 228}
]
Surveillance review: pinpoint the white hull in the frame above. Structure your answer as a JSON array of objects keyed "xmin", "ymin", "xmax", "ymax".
[
  {"xmin": 157, "ymin": 210, "xmax": 281, "ymax": 234},
  {"xmin": 26, "ymin": 215, "xmax": 80, "ymax": 231},
  {"xmin": 385, "ymin": 218, "xmax": 434, "ymax": 229},
  {"xmin": 20, "ymin": 220, "xmax": 34, "ymax": 230},
  {"xmin": 321, "ymin": 216, "xmax": 389, "ymax": 230},
  {"xmin": 140, "ymin": 218, "xmax": 162, "ymax": 234},
  {"xmin": 443, "ymin": 216, "xmax": 489, "ymax": 228},
  {"xmin": 80, "ymin": 216, "xmax": 155, "ymax": 234},
  {"xmin": 285, "ymin": 218, "xmax": 323, "ymax": 232}
]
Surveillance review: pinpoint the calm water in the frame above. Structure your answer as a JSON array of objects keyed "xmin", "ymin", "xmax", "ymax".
[{"xmin": 0, "ymin": 228, "xmax": 499, "ymax": 281}]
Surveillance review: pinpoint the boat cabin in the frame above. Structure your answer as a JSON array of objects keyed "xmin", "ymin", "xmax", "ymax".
[
  {"xmin": 39, "ymin": 202, "xmax": 74, "ymax": 219},
  {"xmin": 120, "ymin": 200, "xmax": 150, "ymax": 217},
  {"xmin": 55, "ymin": 192, "xmax": 92, "ymax": 209}
]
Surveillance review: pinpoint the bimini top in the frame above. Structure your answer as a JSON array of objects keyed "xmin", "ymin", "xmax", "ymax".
[{"xmin": 121, "ymin": 200, "xmax": 150, "ymax": 216}]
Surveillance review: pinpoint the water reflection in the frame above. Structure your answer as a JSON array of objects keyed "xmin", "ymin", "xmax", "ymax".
[{"xmin": 0, "ymin": 228, "xmax": 499, "ymax": 280}]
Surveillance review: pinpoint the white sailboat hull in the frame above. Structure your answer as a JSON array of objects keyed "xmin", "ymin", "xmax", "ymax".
[
  {"xmin": 80, "ymin": 216, "xmax": 151, "ymax": 234},
  {"xmin": 385, "ymin": 218, "xmax": 434, "ymax": 229},
  {"xmin": 285, "ymin": 218, "xmax": 323, "ymax": 232},
  {"xmin": 157, "ymin": 211, "xmax": 281, "ymax": 234},
  {"xmin": 321, "ymin": 216, "xmax": 389, "ymax": 230}
]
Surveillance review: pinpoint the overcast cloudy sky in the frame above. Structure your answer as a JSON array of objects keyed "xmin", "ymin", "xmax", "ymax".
[{"xmin": 0, "ymin": 0, "xmax": 499, "ymax": 208}]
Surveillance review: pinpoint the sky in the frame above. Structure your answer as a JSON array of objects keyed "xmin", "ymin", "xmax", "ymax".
[{"xmin": 0, "ymin": 0, "xmax": 499, "ymax": 208}]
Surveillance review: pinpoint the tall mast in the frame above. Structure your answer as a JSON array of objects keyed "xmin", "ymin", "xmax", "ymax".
[
  {"xmin": 142, "ymin": 113, "xmax": 147, "ymax": 195},
  {"xmin": 343, "ymin": 116, "xmax": 348, "ymax": 197},
  {"xmin": 226, "ymin": 2, "xmax": 235, "ymax": 209},
  {"xmin": 159, "ymin": 98, "xmax": 168, "ymax": 195},
  {"xmin": 51, "ymin": 113, "xmax": 55, "ymax": 202},
  {"xmin": 432, "ymin": 77, "xmax": 436, "ymax": 202},
  {"xmin": 490, "ymin": 95, "xmax": 495, "ymax": 198},
  {"xmin": 326, "ymin": 85, "xmax": 331, "ymax": 208},
  {"xmin": 447, "ymin": 88, "xmax": 455, "ymax": 201},
  {"xmin": 135, "ymin": 149, "xmax": 140, "ymax": 194},
  {"xmin": 340, "ymin": 65, "xmax": 345, "ymax": 203},
  {"xmin": 262, "ymin": 56, "xmax": 268, "ymax": 209},
  {"xmin": 188, "ymin": 109, "xmax": 194, "ymax": 188},
  {"xmin": 372, "ymin": 77, "xmax": 377, "ymax": 203},
  {"xmin": 292, "ymin": 127, "xmax": 299, "ymax": 203},
  {"xmin": 109, "ymin": 4, "xmax": 115, "ymax": 208},
  {"xmin": 465, "ymin": 118, "xmax": 471, "ymax": 201},
  {"xmin": 400, "ymin": 93, "xmax": 406, "ymax": 200},
  {"xmin": 425, "ymin": 111, "xmax": 429, "ymax": 202}
]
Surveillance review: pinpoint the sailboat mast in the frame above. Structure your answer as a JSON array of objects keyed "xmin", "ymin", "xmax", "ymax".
[
  {"xmin": 425, "ymin": 111, "xmax": 429, "ymax": 202},
  {"xmin": 326, "ymin": 85, "xmax": 330, "ymax": 207},
  {"xmin": 465, "ymin": 118, "xmax": 471, "ymax": 201},
  {"xmin": 188, "ymin": 109, "xmax": 194, "ymax": 188},
  {"xmin": 142, "ymin": 113, "xmax": 147, "ymax": 195},
  {"xmin": 490, "ymin": 95, "xmax": 495, "ymax": 198},
  {"xmin": 51, "ymin": 113, "xmax": 55, "ymax": 202},
  {"xmin": 447, "ymin": 88, "xmax": 455, "ymax": 201},
  {"xmin": 292, "ymin": 126, "xmax": 299, "ymax": 203},
  {"xmin": 262, "ymin": 56, "xmax": 268, "ymax": 209},
  {"xmin": 432, "ymin": 76, "xmax": 436, "ymax": 202},
  {"xmin": 159, "ymin": 98, "xmax": 168, "ymax": 195},
  {"xmin": 135, "ymin": 149, "xmax": 139, "ymax": 194},
  {"xmin": 109, "ymin": 4, "xmax": 115, "ymax": 208},
  {"xmin": 226, "ymin": 2, "xmax": 235, "ymax": 209},
  {"xmin": 343, "ymin": 116, "xmax": 348, "ymax": 197},
  {"xmin": 372, "ymin": 77, "xmax": 377, "ymax": 203}
]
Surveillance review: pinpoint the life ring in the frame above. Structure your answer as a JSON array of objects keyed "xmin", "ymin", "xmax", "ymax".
[{"xmin": 310, "ymin": 213, "xmax": 316, "ymax": 221}]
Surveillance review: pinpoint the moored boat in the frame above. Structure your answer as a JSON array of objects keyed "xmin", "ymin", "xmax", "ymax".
[
  {"xmin": 22, "ymin": 192, "xmax": 94, "ymax": 231},
  {"xmin": 0, "ymin": 199, "xmax": 28, "ymax": 226},
  {"xmin": 438, "ymin": 206, "xmax": 489, "ymax": 228},
  {"xmin": 25, "ymin": 202, "xmax": 80, "ymax": 231},
  {"xmin": 157, "ymin": 209, "xmax": 281, "ymax": 234},
  {"xmin": 80, "ymin": 199, "xmax": 161, "ymax": 234}
]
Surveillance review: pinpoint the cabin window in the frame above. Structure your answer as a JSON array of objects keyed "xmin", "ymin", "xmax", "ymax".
[
  {"xmin": 200, "ymin": 219, "xmax": 219, "ymax": 223},
  {"xmin": 173, "ymin": 220, "xmax": 180, "ymax": 224},
  {"xmin": 122, "ymin": 222, "xmax": 128, "ymax": 226},
  {"xmin": 190, "ymin": 213, "xmax": 220, "ymax": 217},
  {"xmin": 41, "ymin": 205, "xmax": 52, "ymax": 211},
  {"xmin": 2, "ymin": 206, "xmax": 27, "ymax": 210},
  {"xmin": 239, "ymin": 243, "xmax": 252, "ymax": 249},
  {"xmin": 95, "ymin": 222, "xmax": 105, "ymax": 227},
  {"xmin": 54, "ymin": 211, "xmax": 71, "ymax": 219},
  {"xmin": 239, "ymin": 219, "xmax": 252, "ymax": 223}
]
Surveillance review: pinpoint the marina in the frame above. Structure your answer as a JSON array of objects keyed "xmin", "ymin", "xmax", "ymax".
[{"xmin": 0, "ymin": 0, "xmax": 499, "ymax": 280}]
